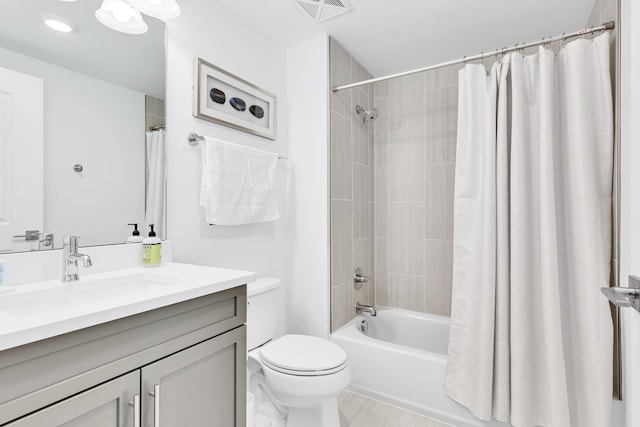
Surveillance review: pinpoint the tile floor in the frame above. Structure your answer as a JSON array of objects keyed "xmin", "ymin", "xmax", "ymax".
[{"xmin": 338, "ymin": 390, "xmax": 453, "ymax": 427}]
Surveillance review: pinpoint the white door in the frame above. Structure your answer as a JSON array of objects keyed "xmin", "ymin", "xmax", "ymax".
[{"xmin": 0, "ymin": 66, "xmax": 43, "ymax": 253}]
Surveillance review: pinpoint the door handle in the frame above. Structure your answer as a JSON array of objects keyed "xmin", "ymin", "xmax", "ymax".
[
  {"xmin": 148, "ymin": 385, "xmax": 160, "ymax": 427},
  {"xmin": 601, "ymin": 275, "xmax": 640, "ymax": 313}
]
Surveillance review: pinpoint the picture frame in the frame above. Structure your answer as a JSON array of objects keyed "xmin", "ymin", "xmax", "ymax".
[{"xmin": 193, "ymin": 57, "xmax": 277, "ymax": 140}]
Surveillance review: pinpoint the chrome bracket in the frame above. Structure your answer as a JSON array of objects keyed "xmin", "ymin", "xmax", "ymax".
[
  {"xmin": 12, "ymin": 230, "xmax": 40, "ymax": 241},
  {"xmin": 601, "ymin": 276, "xmax": 640, "ymax": 313}
]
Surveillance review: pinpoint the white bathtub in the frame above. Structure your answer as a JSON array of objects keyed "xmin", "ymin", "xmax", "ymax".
[{"xmin": 331, "ymin": 308, "xmax": 508, "ymax": 427}]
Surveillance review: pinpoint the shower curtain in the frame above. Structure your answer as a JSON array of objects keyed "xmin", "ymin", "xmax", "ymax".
[
  {"xmin": 444, "ymin": 33, "xmax": 613, "ymax": 427},
  {"xmin": 146, "ymin": 129, "xmax": 166, "ymax": 235}
]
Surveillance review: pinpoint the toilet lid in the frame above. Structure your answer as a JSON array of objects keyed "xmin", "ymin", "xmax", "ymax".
[{"xmin": 259, "ymin": 335, "xmax": 347, "ymax": 376}]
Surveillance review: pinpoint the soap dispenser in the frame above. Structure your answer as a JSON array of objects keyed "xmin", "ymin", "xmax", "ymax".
[
  {"xmin": 142, "ymin": 224, "xmax": 161, "ymax": 267},
  {"xmin": 125, "ymin": 223, "xmax": 144, "ymax": 243}
]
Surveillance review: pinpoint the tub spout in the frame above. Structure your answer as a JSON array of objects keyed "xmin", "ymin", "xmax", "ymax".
[{"xmin": 355, "ymin": 302, "xmax": 377, "ymax": 316}]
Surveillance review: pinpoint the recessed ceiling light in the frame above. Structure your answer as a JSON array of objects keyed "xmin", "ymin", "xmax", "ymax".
[{"xmin": 42, "ymin": 15, "xmax": 77, "ymax": 33}]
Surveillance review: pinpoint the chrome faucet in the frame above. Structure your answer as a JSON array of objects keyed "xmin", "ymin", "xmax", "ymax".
[
  {"xmin": 62, "ymin": 236, "xmax": 92, "ymax": 282},
  {"xmin": 355, "ymin": 302, "xmax": 377, "ymax": 317}
]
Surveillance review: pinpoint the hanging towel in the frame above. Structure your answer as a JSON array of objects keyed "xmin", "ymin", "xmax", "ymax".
[{"xmin": 200, "ymin": 137, "xmax": 279, "ymax": 225}]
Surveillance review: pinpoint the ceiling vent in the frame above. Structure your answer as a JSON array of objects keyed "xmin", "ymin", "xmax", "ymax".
[{"xmin": 295, "ymin": 0, "xmax": 352, "ymax": 23}]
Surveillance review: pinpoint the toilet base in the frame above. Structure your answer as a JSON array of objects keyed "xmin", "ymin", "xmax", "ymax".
[{"xmin": 286, "ymin": 397, "xmax": 340, "ymax": 427}]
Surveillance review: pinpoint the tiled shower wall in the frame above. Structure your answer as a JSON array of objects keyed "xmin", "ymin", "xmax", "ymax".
[
  {"xmin": 329, "ymin": 1, "xmax": 618, "ymax": 326},
  {"xmin": 373, "ymin": 66, "xmax": 459, "ymax": 317},
  {"xmin": 329, "ymin": 35, "xmax": 460, "ymax": 329},
  {"xmin": 330, "ymin": 38, "xmax": 375, "ymax": 331},
  {"xmin": 145, "ymin": 95, "xmax": 165, "ymax": 130}
]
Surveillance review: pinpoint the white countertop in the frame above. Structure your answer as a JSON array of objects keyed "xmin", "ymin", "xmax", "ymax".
[{"xmin": 0, "ymin": 263, "xmax": 255, "ymax": 352}]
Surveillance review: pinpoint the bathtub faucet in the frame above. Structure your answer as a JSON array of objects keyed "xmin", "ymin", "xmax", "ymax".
[{"xmin": 355, "ymin": 302, "xmax": 377, "ymax": 317}]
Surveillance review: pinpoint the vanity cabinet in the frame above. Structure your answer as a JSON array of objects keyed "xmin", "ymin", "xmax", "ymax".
[
  {"xmin": 5, "ymin": 371, "xmax": 140, "ymax": 427},
  {"xmin": 0, "ymin": 285, "xmax": 247, "ymax": 427},
  {"xmin": 141, "ymin": 328, "xmax": 243, "ymax": 427}
]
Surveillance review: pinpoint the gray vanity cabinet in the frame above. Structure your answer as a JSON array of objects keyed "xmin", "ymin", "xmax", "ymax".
[
  {"xmin": 5, "ymin": 371, "xmax": 140, "ymax": 427},
  {"xmin": 0, "ymin": 285, "xmax": 247, "ymax": 427},
  {"xmin": 141, "ymin": 327, "xmax": 245, "ymax": 427}
]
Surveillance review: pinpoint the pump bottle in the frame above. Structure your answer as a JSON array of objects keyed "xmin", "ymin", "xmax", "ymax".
[
  {"xmin": 142, "ymin": 225, "xmax": 161, "ymax": 267},
  {"xmin": 125, "ymin": 223, "xmax": 144, "ymax": 243}
]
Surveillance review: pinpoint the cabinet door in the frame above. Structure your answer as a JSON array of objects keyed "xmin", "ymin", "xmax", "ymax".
[
  {"xmin": 141, "ymin": 326, "xmax": 246, "ymax": 427},
  {"xmin": 6, "ymin": 371, "xmax": 140, "ymax": 427}
]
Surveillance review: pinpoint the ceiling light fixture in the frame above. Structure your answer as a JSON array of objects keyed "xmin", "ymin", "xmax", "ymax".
[
  {"xmin": 95, "ymin": 0, "xmax": 181, "ymax": 34},
  {"xmin": 42, "ymin": 15, "xmax": 77, "ymax": 33},
  {"xmin": 96, "ymin": 0, "xmax": 148, "ymax": 34},
  {"xmin": 129, "ymin": 0, "xmax": 181, "ymax": 20}
]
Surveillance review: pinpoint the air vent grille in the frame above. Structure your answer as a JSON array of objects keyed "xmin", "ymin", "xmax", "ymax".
[
  {"xmin": 299, "ymin": 2, "xmax": 320, "ymax": 18},
  {"xmin": 295, "ymin": 0, "xmax": 352, "ymax": 23},
  {"xmin": 324, "ymin": 0, "xmax": 345, "ymax": 7}
]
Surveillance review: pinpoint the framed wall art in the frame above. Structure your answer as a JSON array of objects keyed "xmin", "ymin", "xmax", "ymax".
[{"xmin": 193, "ymin": 57, "xmax": 277, "ymax": 140}]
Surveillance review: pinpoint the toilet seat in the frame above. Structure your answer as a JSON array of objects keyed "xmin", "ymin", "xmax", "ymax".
[{"xmin": 259, "ymin": 334, "xmax": 348, "ymax": 377}]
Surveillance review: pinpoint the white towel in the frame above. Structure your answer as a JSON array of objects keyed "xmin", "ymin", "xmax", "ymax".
[{"xmin": 200, "ymin": 137, "xmax": 279, "ymax": 225}]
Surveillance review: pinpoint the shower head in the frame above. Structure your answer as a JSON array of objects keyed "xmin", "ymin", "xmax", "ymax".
[{"xmin": 356, "ymin": 105, "xmax": 379, "ymax": 124}]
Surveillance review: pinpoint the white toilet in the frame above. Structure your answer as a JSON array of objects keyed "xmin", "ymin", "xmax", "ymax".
[{"xmin": 247, "ymin": 277, "xmax": 351, "ymax": 427}]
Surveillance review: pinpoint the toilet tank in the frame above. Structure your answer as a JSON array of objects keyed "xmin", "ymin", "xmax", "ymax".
[{"xmin": 247, "ymin": 277, "xmax": 280, "ymax": 350}]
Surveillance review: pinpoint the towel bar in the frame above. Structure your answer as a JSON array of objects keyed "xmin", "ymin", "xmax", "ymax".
[{"xmin": 187, "ymin": 132, "xmax": 288, "ymax": 160}]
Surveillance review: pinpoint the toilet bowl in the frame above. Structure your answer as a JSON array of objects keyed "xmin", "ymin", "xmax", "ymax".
[{"xmin": 246, "ymin": 278, "xmax": 351, "ymax": 427}]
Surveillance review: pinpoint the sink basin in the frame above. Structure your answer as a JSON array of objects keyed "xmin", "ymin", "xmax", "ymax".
[{"xmin": 0, "ymin": 272, "xmax": 180, "ymax": 318}]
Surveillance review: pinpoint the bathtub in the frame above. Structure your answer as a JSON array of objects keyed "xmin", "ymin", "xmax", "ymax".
[{"xmin": 331, "ymin": 308, "xmax": 508, "ymax": 427}]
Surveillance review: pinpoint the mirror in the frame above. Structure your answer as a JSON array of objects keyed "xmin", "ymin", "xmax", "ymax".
[{"xmin": 0, "ymin": 0, "xmax": 166, "ymax": 253}]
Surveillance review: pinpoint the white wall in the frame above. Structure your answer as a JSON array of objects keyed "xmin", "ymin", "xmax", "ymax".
[
  {"xmin": 620, "ymin": 1, "xmax": 640, "ymax": 425},
  {"xmin": 0, "ymin": 47, "xmax": 145, "ymax": 248},
  {"xmin": 165, "ymin": 3, "xmax": 296, "ymax": 334},
  {"xmin": 286, "ymin": 35, "xmax": 331, "ymax": 337}
]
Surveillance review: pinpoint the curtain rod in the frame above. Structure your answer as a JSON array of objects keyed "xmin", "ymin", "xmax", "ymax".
[{"xmin": 332, "ymin": 21, "xmax": 615, "ymax": 93}]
